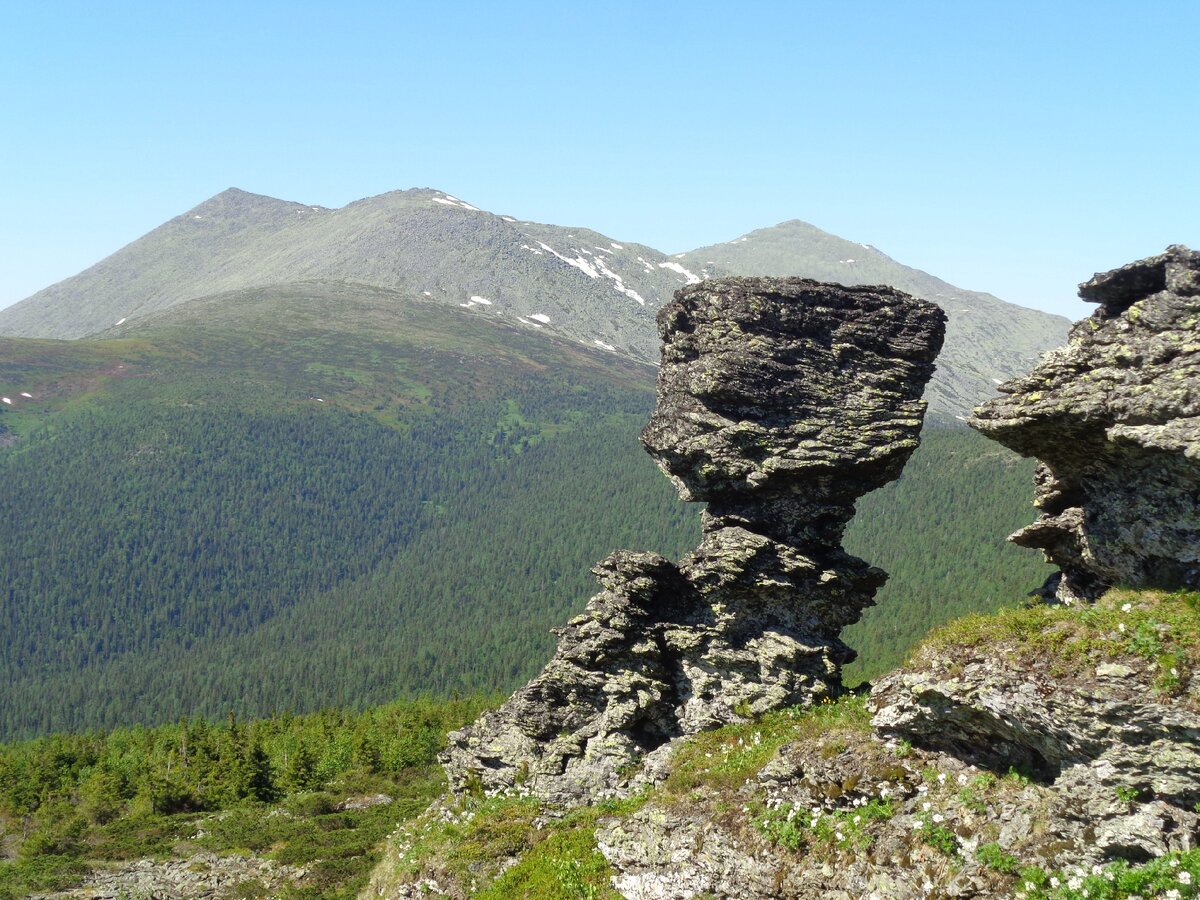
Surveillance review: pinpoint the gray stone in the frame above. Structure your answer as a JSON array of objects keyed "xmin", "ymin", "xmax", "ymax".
[
  {"xmin": 442, "ymin": 277, "xmax": 945, "ymax": 802},
  {"xmin": 971, "ymin": 245, "xmax": 1200, "ymax": 602}
]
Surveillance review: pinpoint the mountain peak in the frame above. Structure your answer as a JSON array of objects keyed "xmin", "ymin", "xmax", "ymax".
[{"xmin": 184, "ymin": 187, "xmax": 311, "ymax": 220}]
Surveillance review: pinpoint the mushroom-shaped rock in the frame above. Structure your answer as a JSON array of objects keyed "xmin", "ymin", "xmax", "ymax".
[{"xmin": 442, "ymin": 277, "xmax": 946, "ymax": 802}]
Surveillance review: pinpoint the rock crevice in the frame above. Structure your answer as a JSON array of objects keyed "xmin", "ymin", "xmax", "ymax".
[{"xmin": 442, "ymin": 277, "xmax": 945, "ymax": 803}]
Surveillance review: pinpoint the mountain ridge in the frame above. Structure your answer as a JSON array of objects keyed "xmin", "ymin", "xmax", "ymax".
[{"xmin": 0, "ymin": 187, "xmax": 1070, "ymax": 419}]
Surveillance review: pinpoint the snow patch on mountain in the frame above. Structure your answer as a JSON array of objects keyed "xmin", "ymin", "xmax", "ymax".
[
  {"xmin": 593, "ymin": 256, "xmax": 647, "ymax": 306},
  {"xmin": 537, "ymin": 242, "xmax": 601, "ymax": 279},
  {"xmin": 658, "ymin": 261, "xmax": 702, "ymax": 285},
  {"xmin": 432, "ymin": 194, "xmax": 481, "ymax": 212}
]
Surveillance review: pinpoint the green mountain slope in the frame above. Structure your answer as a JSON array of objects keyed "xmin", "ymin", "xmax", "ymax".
[
  {"xmin": 0, "ymin": 188, "xmax": 1068, "ymax": 419},
  {"xmin": 0, "ymin": 282, "xmax": 1048, "ymax": 739}
]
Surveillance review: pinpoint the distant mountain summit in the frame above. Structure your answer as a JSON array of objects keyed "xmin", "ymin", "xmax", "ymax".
[
  {"xmin": 0, "ymin": 188, "xmax": 1069, "ymax": 417},
  {"xmin": 676, "ymin": 221, "xmax": 1068, "ymax": 416}
]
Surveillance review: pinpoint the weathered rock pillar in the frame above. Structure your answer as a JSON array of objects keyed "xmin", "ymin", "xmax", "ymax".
[
  {"xmin": 442, "ymin": 277, "xmax": 945, "ymax": 803},
  {"xmin": 971, "ymin": 246, "xmax": 1200, "ymax": 603}
]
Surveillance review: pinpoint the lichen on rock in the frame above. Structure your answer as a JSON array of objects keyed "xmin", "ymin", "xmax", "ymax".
[
  {"xmin": 442, "ymin": 277, "xmax": 945, "ymax": 803},
  {"xmin": 970, "ymin": 245, "xmax": 1200, "ymax": 603}
]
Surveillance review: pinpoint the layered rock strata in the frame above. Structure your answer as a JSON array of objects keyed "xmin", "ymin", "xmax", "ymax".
[
  {"xmin": 442, "ymin": 277, "xmax": 945, "ymax": 803},
  {"xmin": 971, "ymin": 246, "xmax": 1200, "ymax": 602}
]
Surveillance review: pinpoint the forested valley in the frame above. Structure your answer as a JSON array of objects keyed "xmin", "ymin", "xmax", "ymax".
[{"xmin": 0, "ymin": 286, "xmax": 1048, "ymax": 739}]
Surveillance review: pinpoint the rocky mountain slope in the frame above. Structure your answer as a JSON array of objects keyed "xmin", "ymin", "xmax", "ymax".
[
  {"xmin": 371, "ymin": 586, "xmax": 1200, "ymax": 900},
  {"xmin": 0, "ymin": 187, "xmax": 1068, "ymax": 419}
]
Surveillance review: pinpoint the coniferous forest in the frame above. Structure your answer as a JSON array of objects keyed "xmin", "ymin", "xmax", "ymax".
[{"xmin": 0, "ymin": 286, "xmax": 1048, "ymax": 740}]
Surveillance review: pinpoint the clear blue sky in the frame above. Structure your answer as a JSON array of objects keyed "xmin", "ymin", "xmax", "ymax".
[{"xmin": 2, "ymin": 0, "xmax": 1196, "ymax": 320}]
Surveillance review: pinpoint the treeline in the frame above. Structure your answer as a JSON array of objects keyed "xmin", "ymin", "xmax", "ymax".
[
  {"xmin": 0, "ymin": 694, "xmax": 494, "ymax": 899},
  {"xmin": 0, "ymin": 695, "xmax": 491, "ymax": 822}
]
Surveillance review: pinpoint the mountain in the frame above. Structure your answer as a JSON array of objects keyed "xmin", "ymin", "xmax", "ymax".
[
  {"xmin": 677, "ymin": 221, "xmax": 1068, "ymax": 416},
  {"xmin": 0, "ymin": 280, "xmax": 1047, "ymax": 740},
  {"xmin": 0, "ymin": 188, "xmax": 1070, "ymax": 419},
  {"xmin": 0, "ymin": 189, "xmax": 1063, "ymax": 739}
]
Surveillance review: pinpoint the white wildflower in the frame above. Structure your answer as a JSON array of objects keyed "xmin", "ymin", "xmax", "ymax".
[
  {"xmin": 1119, "ymin": 622, "xmax": 1127, "ymax": 633},
  {"xmin": 1122, "ymin": 602, "xmax": 1132, "ymax": 611},
  {"xmin": 1180, "ymin": 870, "xmax": 1192, "ymax": 884},
  {"xmin": 932, "ymin": 813, "xmax": 945, "ymax": 823},
  {"xmin": 923, "ymin": 801, "xmax": 932, "ymax": 811}
]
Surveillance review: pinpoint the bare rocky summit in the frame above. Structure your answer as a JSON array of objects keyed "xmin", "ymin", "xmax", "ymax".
[
  {"xmin": 441, "ymin": 277, "xmax": 945, "ymax": 804},
  {"xmin": 971, "ymin": 245, "xmax": 1200, "ymax": 602}
]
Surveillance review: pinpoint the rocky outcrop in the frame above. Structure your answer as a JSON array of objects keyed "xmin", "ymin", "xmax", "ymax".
[
  {"xmin": 442, "ymin": 277, "xmax": 945, "ymax": 803},
  {"xmin": 971, "ymin": 245, "xmax": 1200, "ymax": 602},
  {"xmin": 593, "ymin": 591, "xmax": 1200, "ymax": 899}
]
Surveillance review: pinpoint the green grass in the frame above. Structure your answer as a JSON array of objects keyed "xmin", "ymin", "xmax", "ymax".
[
  {"xmin": 916, "ymin": 587, "xmax": 1200, "ymax": 694},
  {"xmin": 1015, "ymin": 848, "xmax": 1200, "ymax": 899},
  {"xmin": 0, "ymin": 854, "xmax": 91, "ymax": 900},
  {"xmin": 662, "ymin": 696, "xmax": 871, "ymax": 798},
  {"xmin": 753, "ymin": 796, "xmax": 895, "ymax": 852}
]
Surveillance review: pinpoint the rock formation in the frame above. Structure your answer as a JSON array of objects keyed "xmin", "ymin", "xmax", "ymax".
[
  {"xmin": 442, "ymin": 276, "xmax": 945, "ymax": 803},
  {"xmin": 593, "ymin": 590, "xmax": 1200, "ymax": 900},
  {"xmin": 971, "ymin": 245, "xmax": 1200, "ymax": 603}
]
